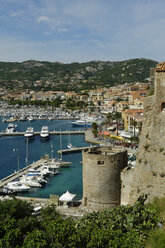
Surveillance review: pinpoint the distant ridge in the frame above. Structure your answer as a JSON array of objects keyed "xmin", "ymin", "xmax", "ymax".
[{"xmin": 0, "ymin": 58, "xmax": 157, "ymax": 91}]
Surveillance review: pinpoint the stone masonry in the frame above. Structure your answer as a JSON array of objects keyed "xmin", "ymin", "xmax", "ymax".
[
  {"xmin": 121, "ymin": 62, "xmax": 165, "ymax": 205},
  {"xmin": 82, "ymin": 146, "xmax": 127, "ymax": 211}
]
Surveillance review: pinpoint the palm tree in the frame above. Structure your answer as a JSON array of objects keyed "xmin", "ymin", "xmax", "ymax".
[
  {"xmin": 130, "ymin": 118, "xmax": 138, "ymax": 136},
  {"xmin": 113, "ymin": 112, "xmax": 121, "ymax": 136}
]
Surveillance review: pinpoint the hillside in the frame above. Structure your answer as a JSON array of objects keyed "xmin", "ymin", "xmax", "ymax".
[{"xmin": 0, "ymin": 58, "xmax": 157, "ymax": 91}]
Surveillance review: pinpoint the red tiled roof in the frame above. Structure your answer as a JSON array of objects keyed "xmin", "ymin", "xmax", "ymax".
[{"xmin": 156, "ymin": 62, "xmax": 165, "ymax": 72}]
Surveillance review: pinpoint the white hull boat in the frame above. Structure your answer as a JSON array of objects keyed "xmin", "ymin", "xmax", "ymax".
[
  {"xmin": 40, "ymin": 126, "xmax": 50, "ymax": 139},
  {"xmin": 4, "ymin": 181, "xmax": 30, "ymax": 193},
  {"xmin": 24, "ymin": 127, "xmax": 34, "ymax": 138},
  {"xmin": 5, "ymin": 123, "xmax": 17, "ymax": 133},
  {"xmin": 19, "ymin": 175, "xmax": 42, "ymax": 188}
]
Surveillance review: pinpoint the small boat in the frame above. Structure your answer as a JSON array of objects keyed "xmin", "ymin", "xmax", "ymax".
[
  {"xmin": 40, "ymin": 126, "xmax": 50, "ymax": 139},
  {"xmin": 5, "ymin": 123, "xmax": 17, "ymax": 133},
  {"xmin": 24, "ymin": 127, "xmax": 34, "ymax": 138},
  {"xmin": 27, "ymin": 169, "xmax": 47, "ymax": 185},
  {"xmin": 19, "ymin": 175, "xmax": 42, "ymax": 188},
  {"xmin": 70, "ymin": 118, "xmax": 95, "ymax": 127},
  {"xmin": 67, "ymin": 131, "xmax": 75, "ymax": 149},
  {"xmin": 40, "ymin": 165, "xmax": 55, "ymax": 176},
  {"xmin": 28, "ymin": 116, "xmax": 34, "ymax": 121},
  {"xmin": 4, "ymin": 181, "xmax": 30, "ymax": 193},
  {"xmin": 19, "ymin": 115, "xmax": 26, "ymax": 121}
]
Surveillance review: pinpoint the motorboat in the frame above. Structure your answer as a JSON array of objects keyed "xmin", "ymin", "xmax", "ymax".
[
  {"xmin": 40, "ymin": 165, "xmax": 55, "ymax": 176},
  {"xmin": 4, "ymin": 181, "xmax": 30, "ymax": 193},
  {"xmin": 40, "ymin": 126, "xmax": 50, "ymax": 139},
  {"xmin": 19, "ymin": 175, "xmax": 42, "ymax": 188},
  {"xmin": 24, "ymin": 127, "xmax": 34, "ymax": 138},
  {"xmin": 70, "ymin": 115, "xmax": 98, "ymax": 127},
  {"xmin": 5, "ymin": 123, "xmax": 17, "ymax": 133},
  {"xmin": 28, "ymin": 116, "xmax": 34, "ymax": 121},
  {"xmin": 19, "ymin": 115, "xmax": 26, "ymax": 121},
  {"xmin": 70, "ymin": 119, "xmax": 93, "ymax": 127},
  {"xmin": 27, "ymin": 169, "xmax": 47, "ymax": 185},
  {"xmin": 48, "ymin": 159, "xmax": 61, "ymax": 169}
]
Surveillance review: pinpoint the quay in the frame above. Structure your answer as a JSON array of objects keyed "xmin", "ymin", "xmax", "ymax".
[
  {"xmin": 0, "ymin": 130, "xmax": 85, "ymax": 137},
  {"xmin": 0, "ymin": 159, "xmax": 72, "ymax": 188},
  {"xmin": 57, "ymin": 145, "xmax": 97, "ymax": 154},
  {"xmin": 0, "ymin": 159, "xmax": 44, "ymax": 188}
]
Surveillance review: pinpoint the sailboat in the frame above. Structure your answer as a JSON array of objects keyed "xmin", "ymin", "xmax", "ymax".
[
  {"xmin": 67, "ymin": 131, "xmax": 75, "ymax": 149},
  {"xmin": 50, "ymin": 130, "xmax": 72, "ymax": 168}
]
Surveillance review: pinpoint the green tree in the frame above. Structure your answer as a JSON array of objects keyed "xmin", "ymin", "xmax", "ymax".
[
  {"xmin": 23, "ymin": 229, "xmax": 48, "ymax": 248},
  {"xmin": 130, "ymin": 118, "xmax": 138, "ymax": 136}
]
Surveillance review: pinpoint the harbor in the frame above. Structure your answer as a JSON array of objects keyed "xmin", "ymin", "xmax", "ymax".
[
  {"xmin": 0, "ymin": 118, "xmax": 88, "ymax": 200},
  {"xmin": 0, "ymin": 158, "xmax": 72, "ymax": 189}
]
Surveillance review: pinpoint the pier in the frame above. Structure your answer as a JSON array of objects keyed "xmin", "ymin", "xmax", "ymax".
[
  {"xmin": 57, "ymin": 145, "xmax": 97, "ymax": 154},
  {"xmin": 0, "ymin": 159, "xmax": 72, "ymax": 188},
  {"xmin": 0, "ymin": 130, "xmax": 85, "ymax": 137},
  {"xmin": 0, "ymin": 159, "xmax": 44, "ymax": 188}
]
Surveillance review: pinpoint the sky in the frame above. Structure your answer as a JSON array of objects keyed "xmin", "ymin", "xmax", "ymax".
[{"xmin": 0, "ymin": 0, "xmax": 165, "ymax": 63}]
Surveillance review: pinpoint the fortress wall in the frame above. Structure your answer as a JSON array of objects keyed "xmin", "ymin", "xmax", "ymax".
[{"xmin": 121, "ymin": 64, "xmax": 165, "ymax": 205}]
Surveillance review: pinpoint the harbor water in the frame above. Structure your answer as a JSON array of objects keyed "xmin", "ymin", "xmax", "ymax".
[{"xmin": 0, "ymin": 118, "xmax": 89, "ymax": 200}]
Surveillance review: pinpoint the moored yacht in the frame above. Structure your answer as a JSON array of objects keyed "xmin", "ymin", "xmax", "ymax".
[
  {"xmin": 5, "ymin": 123, "xmax": 17, "ymax": 133},
  {"xmin": 19, "ymin": 175, "xmax": 42, "ymax": 188},
  {"xmin": 24, "ymin": 127, "xmax": 34, "ymax": 138},
  {"xmin": 4, "ymin": 181, "xmax": 30, "ymax": 193},
  {"xmin": 40, "ymin": 126, "xmax": 50, "ymax": 139}
]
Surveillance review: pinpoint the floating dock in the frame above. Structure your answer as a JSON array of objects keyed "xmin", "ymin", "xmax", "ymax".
[{"xmin": 0, "ymin": 130, "xmax": 85, "ymax": 137}]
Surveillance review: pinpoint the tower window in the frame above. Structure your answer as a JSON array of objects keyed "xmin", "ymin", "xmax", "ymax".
[
  {"xmin": 98, "ymin": 160, "xmax": 104, "ymax": 165},
  {"xmin": 161, "ymin": 102, "xmax": 165, "ymax": 111}
]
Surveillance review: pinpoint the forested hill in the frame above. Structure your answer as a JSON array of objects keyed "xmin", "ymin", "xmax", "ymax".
[{"xmin": 0, "ymin": 58, "xmax": 157, "ymax": 91}]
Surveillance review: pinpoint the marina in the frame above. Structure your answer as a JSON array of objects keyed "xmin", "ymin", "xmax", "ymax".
[
  {"xmin": 0, "ymin": 117, "xmax": 89, "ymax": 200},
  {"xmin": 0, "ymin": 158, "xmax": 72, "ymax": 189}
]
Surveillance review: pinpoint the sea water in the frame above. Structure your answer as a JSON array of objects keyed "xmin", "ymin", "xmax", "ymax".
[{"xmin": 0, "ymin": 118, "xmax": 89, "ymax": 200}]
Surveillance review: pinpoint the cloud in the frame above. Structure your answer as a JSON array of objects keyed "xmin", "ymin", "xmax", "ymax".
[
  {"xmin": 0, "ymin": 0, "xmax": 165, "ymax": 63},
  {"xmin": 37, "ymin": 15, "xmax": 50, "ymax": 23}
]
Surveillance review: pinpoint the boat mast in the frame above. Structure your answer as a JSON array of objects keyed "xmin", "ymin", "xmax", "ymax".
[
  {"xmin": 18, "ymin": 155, "xmax": 20, "ymax": 172},
  {"xmin": 68, "ymin": 129, "xmax": 70, "ymax": 146},
  {"xmin": 60, "ymin": 129, "xmax": 62, "ymax": 161},
  {"xmin": 17, "ymin": 155, "xmax": 20, "ymax": 177},
  {"xmin": 25, "ymin": 138, "xmax": 29, "ymax": 167},
  {"xmin": 51, "ymin": 140, "xmax": 53, "ymax": 159}
]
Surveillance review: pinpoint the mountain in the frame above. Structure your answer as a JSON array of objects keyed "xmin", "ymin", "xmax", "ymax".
[{"xmin": 0, "ymin": 58, "xmax": 157, "ymax": 91}]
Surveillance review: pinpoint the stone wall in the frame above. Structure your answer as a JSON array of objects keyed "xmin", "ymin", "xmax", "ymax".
[
  {"xmin": 121, "ymin": 66, "xmax": 165, "ymax": 205},
  {"xmin": 82, "ymin": 147, "xmax": 127, "ymax": 211}
]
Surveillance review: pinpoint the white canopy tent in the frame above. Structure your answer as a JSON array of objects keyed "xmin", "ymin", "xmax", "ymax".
[{"xmin": 59, "ymin": 190, "xmax": 76, "ymax": 203}]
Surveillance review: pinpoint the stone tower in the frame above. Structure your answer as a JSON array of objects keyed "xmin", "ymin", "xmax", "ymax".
[
  {"xmin": 82, "ymin": 146, "xmax": 127, "ymax": 211},
  {"xmin": 121, "ymin": 62, "xmax": 165, "ymax": 205}
]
